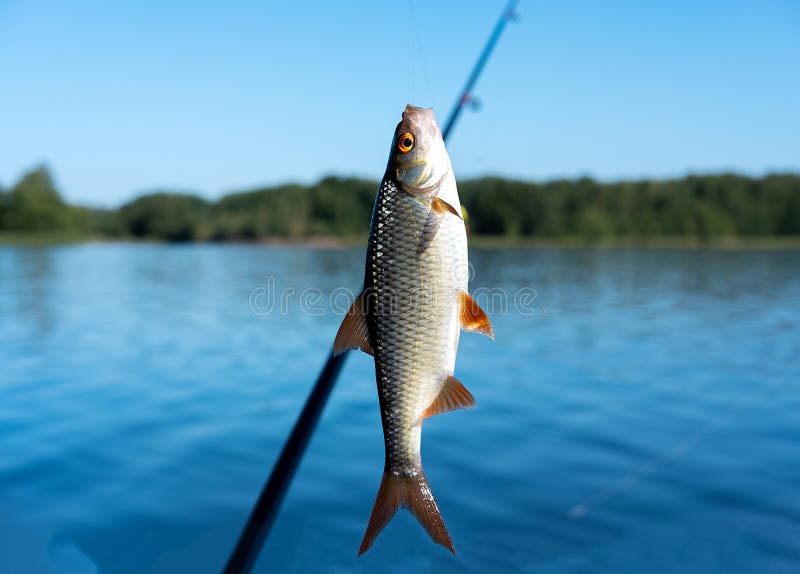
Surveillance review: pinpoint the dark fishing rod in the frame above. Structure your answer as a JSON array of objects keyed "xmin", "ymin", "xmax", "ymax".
[{"xmin": 223, "ymin": 3, "xmax": 518, "ymax": 572}]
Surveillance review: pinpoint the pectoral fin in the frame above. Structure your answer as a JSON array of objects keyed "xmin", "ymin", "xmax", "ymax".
[
  {"xmin": 423, "ymin": 375, "xmax": 475, "ymax": 419},
  {"xmin": 416, "ymin": 197, "xmax": 463, "ymax": 255},
  {"xmin": 432, "ymin": 196, "xmax": 462, "ymax": 218},
  {"xmin": 333, "ymin": 292, "xmax": 373, "ymax": 356},
  {"xmin": 459, "ymin": 291, "xmax": 494, "ymax": 339}
]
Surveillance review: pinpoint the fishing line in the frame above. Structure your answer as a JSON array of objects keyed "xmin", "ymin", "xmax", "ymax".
[
  {"xmin": 566, "ymin": 396, "xmax": 737, "ymax": 520},
  {"xmin": 409, "ymin": 0, "xmax": 435, "ymax": 106},
  {"xmin": 567, "ymin": 418, "xmax": 724, "ymax": 519},
  {"xmin": 409, "ymin": 0, "xmax": 416, "ymax": 103}
]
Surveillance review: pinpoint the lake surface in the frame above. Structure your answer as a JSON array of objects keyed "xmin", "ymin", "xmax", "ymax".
[{"xmin": 1, "ymin": 244, "xmax": 799, "ymax": 573}]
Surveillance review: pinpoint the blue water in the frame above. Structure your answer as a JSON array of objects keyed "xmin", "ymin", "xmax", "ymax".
[{"xmin": 1, "ymin": 244, "xmax": 799, "ymax": 573}]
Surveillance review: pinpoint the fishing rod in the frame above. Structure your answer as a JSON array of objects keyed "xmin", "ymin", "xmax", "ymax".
[
  {"xmin": 442, "ymin": 0, "xmax": 519, "ymax": 141},
  {"xmin": 223, "ymin": 3, "xmax": 518, "ymax": 572}
]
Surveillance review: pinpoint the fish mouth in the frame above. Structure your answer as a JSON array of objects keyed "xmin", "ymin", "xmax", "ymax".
[{"xmin": 402, "ymin": 104, "xmax": 434, "ymax": 122}]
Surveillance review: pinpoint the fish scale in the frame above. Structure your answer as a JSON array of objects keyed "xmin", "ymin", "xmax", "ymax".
[{"xmin": 367, "ymin": 178, "xmax": 466, "ymax": 473}]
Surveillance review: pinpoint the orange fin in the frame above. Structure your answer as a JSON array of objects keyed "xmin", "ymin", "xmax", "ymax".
[
  {"xmin": 432, "ymin": 196, "xmax": 462, "ymax": 218},
  {"xmin": 358, "ymin": 470, "xmax": 454, "ymax": 556},
  {"xmin": 459, "ymin": 291, "xmax": 494, "ymax": 339},
  {"xmin": 423, "ymin": 375, "xmax": 475, "ymax": 419},
  {"xmin": 333, "ymin": 292, "xmax": 373, "ymax": 356}
]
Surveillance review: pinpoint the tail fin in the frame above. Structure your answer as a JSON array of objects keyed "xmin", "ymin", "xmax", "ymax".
[{"xmin": 358, "ymin": 470, "xmax": 455, "ymax": 556}]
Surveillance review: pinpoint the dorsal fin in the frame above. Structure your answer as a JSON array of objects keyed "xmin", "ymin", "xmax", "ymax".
[
  {"xmin": 423, "ymin": 375, "xmax": 475, "ymax": 419},
  {"xmin": 333, "ymin": 292, "xmax": 373, "ymax": 356},
  {"xmin": 459, "ymin": 291, "xmax": 494, "ymax": 339}
]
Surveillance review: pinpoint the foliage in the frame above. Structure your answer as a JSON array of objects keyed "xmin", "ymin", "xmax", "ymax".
[
  {"xmin": 459, "ymin": 174, "xmax": 800, "ymax": 239},
  {"xmin": 119, "ymin": 193, "xmax": 209, "ymax": 241},
  {"xmin": 0, "ymin": 166, "xmax": 88, "ymax": 232},
  {"xmin": 2, "ymin": 166, "xmax": 799, "ymax": 242}
]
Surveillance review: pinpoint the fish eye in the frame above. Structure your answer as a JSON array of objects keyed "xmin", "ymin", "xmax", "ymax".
[{"xmin": 397, "ymin": 133, "xmax": 415, "ymax": 153}]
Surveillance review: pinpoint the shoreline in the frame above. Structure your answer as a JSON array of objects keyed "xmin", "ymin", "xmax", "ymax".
[{"xmin": 3, "ymin": 233, "xmax": 800, "ymax": 249}]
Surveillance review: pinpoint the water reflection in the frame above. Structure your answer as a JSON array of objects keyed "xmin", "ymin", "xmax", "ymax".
[
  {"xmin": 7, "ymin": 247, "xmax": 58, "ymax": 337},
  {"xmin": 0, "ymin": 244, "xmax": 798, "ymax": 573}
]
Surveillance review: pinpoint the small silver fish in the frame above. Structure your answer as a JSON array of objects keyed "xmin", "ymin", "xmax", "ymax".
[{"xmin": 334, "ymin": 105, "xmax": 493, "ymax": 555}]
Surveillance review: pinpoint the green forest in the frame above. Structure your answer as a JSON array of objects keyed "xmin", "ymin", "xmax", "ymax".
[{"xmin": 2, "ymin": 165, "xmax": 799, "ymax": 243}]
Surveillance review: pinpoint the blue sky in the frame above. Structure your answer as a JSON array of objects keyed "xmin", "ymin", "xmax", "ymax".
[{"xmin": 1, "ymin": 0, "xmax": 798, "ymax": 206}]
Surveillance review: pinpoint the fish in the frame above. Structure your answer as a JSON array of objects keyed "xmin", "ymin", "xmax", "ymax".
[{"xmin": 333, "ymin": 105, "xmax": 493, "ymax": 555}]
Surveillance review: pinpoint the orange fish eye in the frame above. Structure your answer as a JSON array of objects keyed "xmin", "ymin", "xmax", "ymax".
[{"xmin": 397, "ymin": 133, "xmax": 414, "ymax": 153}]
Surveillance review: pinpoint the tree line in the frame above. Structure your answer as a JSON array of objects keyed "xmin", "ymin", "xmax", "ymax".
[{"xmin": 2, "ymin": 165, "xmax": 798, "ymax": 242}]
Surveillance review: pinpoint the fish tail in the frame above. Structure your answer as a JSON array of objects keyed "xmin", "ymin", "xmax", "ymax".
[{"xmin": 358, "ymin": 469, "xmax": 455, "ymax": 556}]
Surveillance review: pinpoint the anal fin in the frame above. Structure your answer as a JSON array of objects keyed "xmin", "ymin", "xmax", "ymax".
[
  {"xmin": 333, "ymin": 292, "xmax": 373, "ymax": 356},
  {"xmin": 423, "ymin": 375, "xmax": 475, "ymax": 419}
]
